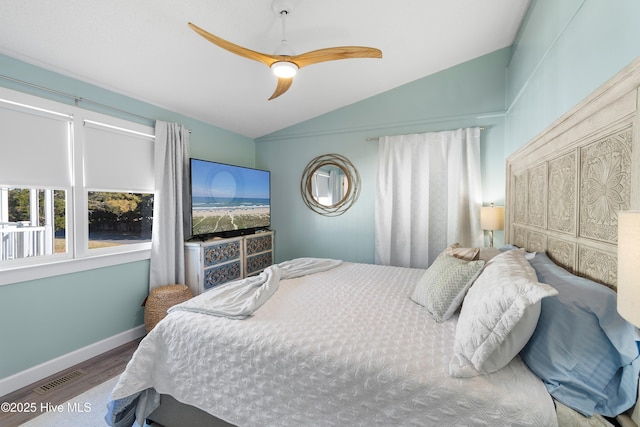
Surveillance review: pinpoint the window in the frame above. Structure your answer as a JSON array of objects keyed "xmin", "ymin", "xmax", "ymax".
[
  {"xmin": 82, "ymin": 119, "xmax": 155, "ymax": 254},
  {"xmin": 0, "ymin": 87, "xmax": 155, "ymax": 283}
]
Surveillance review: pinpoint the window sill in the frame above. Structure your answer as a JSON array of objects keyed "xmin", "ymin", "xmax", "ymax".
[{"xmin": 0, "ymin": 249, "xmax": 151, "ymax": 287}]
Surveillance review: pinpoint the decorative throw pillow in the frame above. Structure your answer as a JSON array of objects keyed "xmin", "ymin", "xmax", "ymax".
[
  {"xmin": 449, "ymin": 249, "xmax": 558, "ymax": 377},
  {"xmin": 411, "ymin": 254, "xmax": 484, "ymax": 322},
  {"xmin": 443, "ymin": 242, "xmax": 480, "ymax": 261}
]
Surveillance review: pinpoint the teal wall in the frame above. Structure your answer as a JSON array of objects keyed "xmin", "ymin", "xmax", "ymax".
[
  {"xmin": 0, "ymin": 262, "xmax": 150, "ymax": 376},
  {"xmin": 505, "ymin": 0, "xmax": 640, "ymax": 154},
  {"xmin": 0, "ymin": 54, "xmax": 255, "ymax": 379},
  {"xmin": 256, "ymin": 48, "xmax": 511, "ymax": 263}
]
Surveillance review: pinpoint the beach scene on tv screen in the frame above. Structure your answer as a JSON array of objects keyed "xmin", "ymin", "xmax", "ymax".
[{"xmin": 191, "ymin": 160, "xmax": 270, "ymax": 236}]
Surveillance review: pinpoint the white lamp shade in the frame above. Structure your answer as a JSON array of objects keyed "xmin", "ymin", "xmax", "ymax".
[
  {"xmin": 618, "ymin": 210, "xmax": 640, "ymax": 327},
  {"xmin": 480, "ymin": 205, "xmax": 504, "ymax": 231},
  {"xmin": 271, "ymin": 61, "xmax": 298, "ymax": 78}
]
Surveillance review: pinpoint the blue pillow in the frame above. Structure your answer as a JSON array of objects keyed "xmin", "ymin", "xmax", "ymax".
[{"xmin": 521, "ymin": 253, "xmax": 640, "ymax": 417}]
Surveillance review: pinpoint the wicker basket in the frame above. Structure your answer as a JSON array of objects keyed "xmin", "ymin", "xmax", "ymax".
[{"xmin": 144, "ymin": 284, "xmax": 192, "ymax": 333}]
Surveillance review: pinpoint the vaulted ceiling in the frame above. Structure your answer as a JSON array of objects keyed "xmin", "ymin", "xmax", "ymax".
[{"xmin": 0, "ymin": 0, "xmax": 529, "ymax": 138}]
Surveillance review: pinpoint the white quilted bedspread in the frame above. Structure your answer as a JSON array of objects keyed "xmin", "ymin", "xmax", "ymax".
[{"xmin": 111, "ymin": 262, "xmax": 557, "ymax": 426}]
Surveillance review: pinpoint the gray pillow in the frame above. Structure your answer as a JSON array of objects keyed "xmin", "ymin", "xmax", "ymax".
[{"xmin": 411, "ymin": 254, "xmax": 484, "ymax": 322}]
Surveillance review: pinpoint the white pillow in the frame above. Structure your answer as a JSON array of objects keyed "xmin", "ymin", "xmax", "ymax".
[
  {"xmin": 449, "ymin": 249, "xmax": 558, "ymax": 377},
  {"xmin": 411, "ymin": 254, "xmax": 485, "ymax": 322}
]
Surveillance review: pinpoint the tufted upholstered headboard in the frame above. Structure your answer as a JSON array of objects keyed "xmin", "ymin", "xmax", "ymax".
[{"xmin": 505, "ymin": 57, "xmax": 640, "ymax": 290}]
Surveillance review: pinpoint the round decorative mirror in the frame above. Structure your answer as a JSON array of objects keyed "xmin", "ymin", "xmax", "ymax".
[{"xmin": 300, "ymin": 154, "xmax": 361, "ymax": 216}]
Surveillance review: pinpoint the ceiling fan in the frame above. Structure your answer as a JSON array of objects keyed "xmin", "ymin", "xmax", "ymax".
[{"xmin": 188, "ymin": 0, "xmax": 382, "ymax": 100}]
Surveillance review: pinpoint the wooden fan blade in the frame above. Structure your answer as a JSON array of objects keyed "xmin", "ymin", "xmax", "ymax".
[
  {"xmin": 291, "ymin": 46, "xmax": 382, "ymax": 68},
  {"xmin": 188, "ymin": 22, "xmax": 280, "ymax": 67},
  {"xmin": 269, "ymin": 77, "xmax": 294, "ymax": 100}
]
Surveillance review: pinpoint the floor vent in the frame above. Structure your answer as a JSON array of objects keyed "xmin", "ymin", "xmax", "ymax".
[{"xmin": 33, "ymin": 369, "xmax": 87, "ymax": 394}]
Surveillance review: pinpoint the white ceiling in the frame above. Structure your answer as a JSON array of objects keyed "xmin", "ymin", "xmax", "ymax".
[{"xmin": 0, "ymin": 0, "xmax": 529, "ymax": 139}]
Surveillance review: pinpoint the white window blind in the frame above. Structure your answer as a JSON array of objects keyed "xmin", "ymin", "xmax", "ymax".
[
  {"xmin": 82, "ymin": 120, "xmax": 155, "ymax": 192},
  {"xmin": 0, "ymin": 102, "xmax": 71, "ymax": 188}
]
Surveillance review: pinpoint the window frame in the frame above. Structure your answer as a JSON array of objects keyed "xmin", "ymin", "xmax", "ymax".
[{"xmin": 0, "ymin": 87, "xmax": 155, "ymax": 286}]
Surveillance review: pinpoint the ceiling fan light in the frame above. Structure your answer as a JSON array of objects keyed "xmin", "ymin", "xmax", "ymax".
[{"xmin": 271, "ymin": 61, "xmax": 298, "ymax": 78}]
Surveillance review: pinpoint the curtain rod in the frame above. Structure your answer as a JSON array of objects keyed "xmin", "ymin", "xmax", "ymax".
[
  {"xmin": 0, "ymin": 73, "xmax": 156, "ymax": 124},
  {"xmin": 366, "ymin": 127, "xmax": 485, "ymax": 141}
]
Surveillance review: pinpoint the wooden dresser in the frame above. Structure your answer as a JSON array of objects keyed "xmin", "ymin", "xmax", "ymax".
[{"xmin": 184, "ymin": 231, "xmax": 274, "ymax": 296}]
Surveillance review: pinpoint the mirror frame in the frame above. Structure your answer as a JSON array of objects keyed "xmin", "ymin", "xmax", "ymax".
[{"xmin": 300, "ymin": 153, "xmax": 361, "ymax": 216}]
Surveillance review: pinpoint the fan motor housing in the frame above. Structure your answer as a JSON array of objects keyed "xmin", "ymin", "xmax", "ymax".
[{"xmin": 272, "ymin": 0, "xmax": 294, "ymax": 16}]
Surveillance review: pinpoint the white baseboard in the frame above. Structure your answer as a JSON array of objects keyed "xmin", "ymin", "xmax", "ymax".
[{"xmin": 0, "ymin": 325, "xmax": 146, "ymax": 397}]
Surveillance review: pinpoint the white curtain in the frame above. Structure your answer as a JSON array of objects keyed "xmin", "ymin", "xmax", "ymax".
[
  {"xmin": 375, "ymin": 127, "xmax": 483, "ymax": 268},
  {"xmin": 149, "ymin": 121, "xmax": 190, "ymax": 290}
]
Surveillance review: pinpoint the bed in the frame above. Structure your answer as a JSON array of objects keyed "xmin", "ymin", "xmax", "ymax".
[
  {"xmin": 109, "ymin": 256, "xmax": 560, "ymax": 427},
  {"xmin": 106, "ymin": 57, "xmax": 640, "ymax": 427}
]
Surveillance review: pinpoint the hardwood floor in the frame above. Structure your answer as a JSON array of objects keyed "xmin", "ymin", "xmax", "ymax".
[{"xmin": 0, "ymin": 338, "xmax": 141, "ymax": 427}]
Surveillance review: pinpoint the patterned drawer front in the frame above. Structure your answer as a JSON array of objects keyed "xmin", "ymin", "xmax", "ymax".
[
  {"xmin": 246, "ymin": 252, "xmax": 272, "ymax": 276},
  {"xmin": 204, "ymin": 240, "xmax": 241, "ymax": 267},
  {"xmin": 245, "ymin": 234, "xmax": 272, "ymax": 256},
  {"xmin": 204, "ymin": 261, "xmax": 242, "ymax": 290}
]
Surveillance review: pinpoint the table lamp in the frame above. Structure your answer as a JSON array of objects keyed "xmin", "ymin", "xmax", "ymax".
[
  {"xmin": 617, "ymin": 210, "xmax": 640, "ymax": 426},
  {"xmin": 480, "ymin": 203, "xmax": 504, "ymax": 248},
  {"xmin": 618, "ymin": 210, "xmax": 640, "ymax": 326}
]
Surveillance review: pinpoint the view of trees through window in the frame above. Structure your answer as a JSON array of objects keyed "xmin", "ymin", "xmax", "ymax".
[
  {"xmin": 87, "ymin": 192, "xmax": 153, "ymax": 248},
  {"xmin": 1, "ymin": 188, "xmax": 153, "ymax": 261}
]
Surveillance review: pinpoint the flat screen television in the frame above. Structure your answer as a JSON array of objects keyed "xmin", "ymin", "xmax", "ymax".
[{"xmin": 188, "ymin": 158, "xmax": 271, "ymax": 239}]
